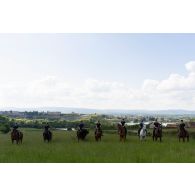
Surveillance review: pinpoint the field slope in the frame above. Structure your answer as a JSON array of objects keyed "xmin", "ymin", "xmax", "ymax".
[{"xmin": 0, "ymin": 128, "xmax": 195, "ymax": 163}]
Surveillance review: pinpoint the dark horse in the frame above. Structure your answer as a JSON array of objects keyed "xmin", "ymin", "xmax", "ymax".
[
  {"xmin": 178, "ymin": 128, "xmax": 189, "ymax": 142},
  {"xmin": 43, "ymin": 131, "xmax": 52, "ymax": 142},
  {"xmin": 77, "ymin": 129, "xmax": 89, "ymax": 142},
  {"xmin": 95, "ymin": 127, "xmax": 102, "ymax": 142},
  {"xmin": 117, "ymin": 123, "xmax": 126, "ymax": 142},
  {"xmin": 153, "ymin": 124, "xmax": 162, "ymax": 142},
  {"xmin": 11, "ymin": 130, "xmax": 23, "ymax": 144}
]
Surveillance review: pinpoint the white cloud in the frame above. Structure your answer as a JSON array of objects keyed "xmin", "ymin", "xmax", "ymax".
[
  {"xmin": 84, "ymin": 79, "xmax": 125, "ymax": 93},
  {"xmin": 185, "ymin": 61, "xmax": 195, "ymax": 73},
  {"xmin": 142, "ymin": 79, "xmax": 159, "ymax": 91},
  {"xmin": 1, "ymin": 61, "xmax": 195, "ymax": 110},
  {"xmin": 155, "ymin": 72, "xmax": 195, "ymax": 92}
]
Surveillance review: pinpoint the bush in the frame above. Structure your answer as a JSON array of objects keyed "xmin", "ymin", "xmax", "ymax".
[
  {"xmin": 0, "ymin": 124, "xmax": 10, "ymax": 133},
  {"xmin": 0, "ymin": 115, "xmax": 10, "ymax": 133}
]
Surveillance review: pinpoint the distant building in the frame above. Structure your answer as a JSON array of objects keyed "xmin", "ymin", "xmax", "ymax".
[
  {"xmin": 187, "ymin": 122, "xmax": 195, "ymax": 128},
  {"xmin": 149, "ymin": 123, "xmax": 154, "ymax": 129},
  {"xmin": 47, "ymin": 112, "xmax": 61, "ymax": 115},
  {"xmin": 162, "ymin": 123, "xmax": 178, "ymax": 128},
  {"xmin": 47, "ymin": 111, "xmax": 61, "ymax": 119}
]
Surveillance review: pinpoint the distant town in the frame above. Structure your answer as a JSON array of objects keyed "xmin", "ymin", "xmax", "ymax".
[{"xmin": 1, "ymin": 110, "xmax": 195, "ymax": 129}]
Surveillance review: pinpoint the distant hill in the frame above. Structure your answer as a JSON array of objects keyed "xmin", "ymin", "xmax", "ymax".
[{"xmin": 1, "ymin": 107, "xmax": 195, "ymax": 116}]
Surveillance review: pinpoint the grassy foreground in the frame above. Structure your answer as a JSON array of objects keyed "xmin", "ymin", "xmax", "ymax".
[{"xmin": 0, "ymin": 128, "xmax": 195, "ymax": 163}]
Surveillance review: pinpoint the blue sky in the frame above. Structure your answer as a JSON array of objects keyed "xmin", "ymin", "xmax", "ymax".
[{"xmin": 0, "ymin": 33, "xmax": 195, "ymax": 109}]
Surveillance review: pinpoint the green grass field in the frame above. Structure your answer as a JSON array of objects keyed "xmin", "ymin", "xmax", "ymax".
[{"xmin": 1, "ymin": 128, "xmax": 195, "ymax": 163}]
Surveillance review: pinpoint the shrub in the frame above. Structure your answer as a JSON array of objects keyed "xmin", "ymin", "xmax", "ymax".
[
  {"xmin": 0, "ymin": 115, "xmax": 10, "ymax": 134},
  {"xmin": 0, "ymin": 124, "xmax": 10, "ymax": 133}
]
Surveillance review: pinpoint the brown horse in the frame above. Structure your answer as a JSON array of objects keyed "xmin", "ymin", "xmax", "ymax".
[
  {"xmin": 43, "ymin": 131, "xmax": 52, "ymax": 142},
  {"xmin": 95, "ymin": 128, "xmax": 102, "ymax": 142},
  {"xmin": 178, "ymin": 128, "xmax": 189, "ymax": 142},
  {"xmin": 11, "ymin": 130, "xmax": 23, "ymax": 144},
  {"xmin": 117, "ymin": 123, "xmax": 126, "ymax": 142},
  {"xmin": 77, "ymin": 129, "xmax": 89, "ymax": 142},
  {"xmin": 153, "ymin": 125, "xmax": 162, "ymax": 142}
]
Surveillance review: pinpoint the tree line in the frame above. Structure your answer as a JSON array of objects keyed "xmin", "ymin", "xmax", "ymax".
[{"xmin": 0, "ymin": 115, "xmax": 151, "ymax": 134}]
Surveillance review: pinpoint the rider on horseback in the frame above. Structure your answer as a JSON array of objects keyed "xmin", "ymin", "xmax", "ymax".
[
  {"xmin": 179, "ymin": 120, "xmax": 186, "ymax": 132},
  {"xmin": 178, "ymin": 120, "xmax": 189, "ymax": 142},
  {"xmin": 138, "ymin": 120, "xmax": 144, "ymax": 136},
  {"xmin": 121, "ymin": 118, "xmax": 127, "ymax": 135},
  {"xmin": 12, "ymin": 123, "xmax": 19, "ymax": 133},
  {"xmin": 44, "ymin": 123, "xmax": 50, "ymax": 133},
  {"xmin": 77, "ymin": 120, "xmax": 89, "ymax": 139},
  {"xmin": 43, "ymin": 123, "xmax": 52, "ymax": 142},
  {"xmin": 95, "ymin": 120, "xmax": 103, "ymax": 136},
  {"xmin": 79, "ymin": 121, "xmax": 84, "ymax": 132},
  {"xmin": 152, "ymin": 119, "xmax": 162, "ymax": 142},
  {"xmin": 154, "ymin": 119, "xmax": 160, "ymax": 129},
  {"xmin": 11, "ymin": 123, "xmax": 23, "ymax": 144},
  {"xmin": 153, "ymin": 119, "xmax": 160, "ymax": 134}
]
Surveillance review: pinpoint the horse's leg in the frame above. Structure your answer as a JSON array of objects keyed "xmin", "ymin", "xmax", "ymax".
[
  {"xmin": 186, "ymin": 132, "xmax": 189, "ymax": 142},
  {"xmin": 98, "ymin": 135, "xmax": 100, "ymax": 142},
  {"xmin": 153, "ymin": 131, "xmax": 155, "ymax": 141}
]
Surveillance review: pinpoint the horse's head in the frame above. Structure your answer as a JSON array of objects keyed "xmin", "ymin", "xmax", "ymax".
[
  {"xmin": 117, "ymin": 123, "xmax": 125, "ymax": 136},
  {"xmin": 117, "ymin": 123, "xmax": 122, "ymax": 130}
]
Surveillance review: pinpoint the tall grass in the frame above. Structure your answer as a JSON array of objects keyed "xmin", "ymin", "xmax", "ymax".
[{"xmin": 0, "ymin": 128, "xmax": 195, "ymax": 163}]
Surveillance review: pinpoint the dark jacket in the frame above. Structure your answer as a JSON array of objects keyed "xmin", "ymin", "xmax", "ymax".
[
  {"xmin": 44, "ymin": 125, "xmax": 50, "ymax": 132},
  {"xmin": 179, "ymin": 122, "xmax": 185, "ymax": 130},
  {"xmin": 121, "ymin": 120, "xmax": 126, "ymax": 126},
  {"xmin": 79, "ymin": 123, "xmax": 84, "ymax": 130}
]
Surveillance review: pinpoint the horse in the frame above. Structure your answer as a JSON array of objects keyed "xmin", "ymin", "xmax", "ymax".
[
  {"xmin": 95, "ymin": 127, "xmax": 102, "ymax": 142},
  {"xmin": 11, "ymin": 130, "xmax": 23, "ymax": 144},
  {"xmin": 140, "ymin": 125, "xmax": 147, "ymax": 141},
  {"xmin": 153, "ymin": 124, "xmax": 162, "ymax": 142},
  {"xmin": 178, "ymin": 128, "xmax": 189, "ymax": 142},
  {"xmin": 117, "ymin": 123, "xmax": 126, "ymax": 142},
  {"xmin": 43, "ymin": 131, "xmax": 52, "ymax": 142},
  {"xmin": 77, "ymin": 129, "xmax": 89, "ymax": 142}
]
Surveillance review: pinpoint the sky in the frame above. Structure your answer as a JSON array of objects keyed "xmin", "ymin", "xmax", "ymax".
[{"xmin": 0, "ymin": 33, "xmax": 195, "ymax": 110}]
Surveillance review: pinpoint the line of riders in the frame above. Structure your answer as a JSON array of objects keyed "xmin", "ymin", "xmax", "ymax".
[{"xmin": 10, "ymin": 118, "xmax": 190, "ymax": 144}]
